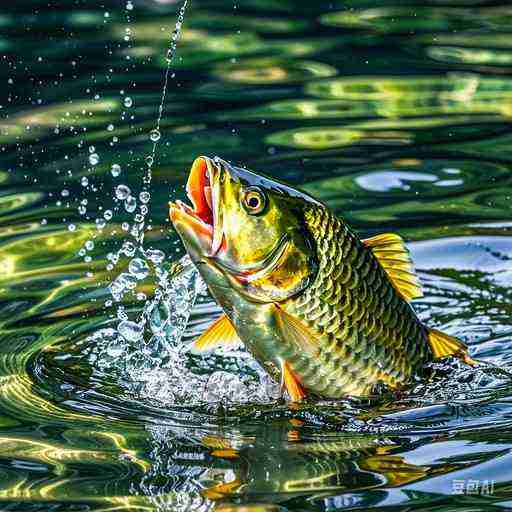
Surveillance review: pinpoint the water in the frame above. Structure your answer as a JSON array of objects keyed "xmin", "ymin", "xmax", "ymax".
[{"xmin": 1, "ymin": 0, "xmax": 512, "ymax": 510}]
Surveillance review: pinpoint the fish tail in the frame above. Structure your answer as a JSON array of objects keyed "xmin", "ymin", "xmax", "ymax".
[{"xmin": 427, "ymin": 327, "xmax": 477, "ymax": 366}]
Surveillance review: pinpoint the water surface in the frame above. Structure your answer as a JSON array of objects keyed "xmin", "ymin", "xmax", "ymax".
[{"xmin": 0, "ymin": 1, "xmax": 512, "ymax": 510}]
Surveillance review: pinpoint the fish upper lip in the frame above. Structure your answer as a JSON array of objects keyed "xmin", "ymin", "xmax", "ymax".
[{"xmin": 169, "ymin": 156, "xmax": 223, "ymax": 257}]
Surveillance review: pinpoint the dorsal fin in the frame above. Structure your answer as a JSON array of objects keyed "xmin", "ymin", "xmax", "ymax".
[
  {"xmin": 362, "ymin": 233, "xmax": 423, "ymax": 301},
  {"xmin": 190, "ymin": 314, "xmax": 242, "ymax": 354}
]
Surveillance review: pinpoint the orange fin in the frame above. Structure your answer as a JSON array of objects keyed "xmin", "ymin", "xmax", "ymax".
[
  {"xmin": 363, "ymin": 233, "xmax": 423, "ymax": 301},
  {"xmin": 281, "ymin": 360, "xmax": 307, "ymax": 402},
  {"xmin": 201, "ymin": 479, "xmax": 242, "ymax": 500},
  {"xmin": 190, "ymin": 314, "xmax": 241, "ymax": 354},
  {"xmin": 428, "ymin": 328, "xmax": 476, "ymax": 365},
  {"xmin": 210, "ymin": 449, "xmax": 239, "ymax": 459},
  {"xmin": 274, "ymin": 305, "xmax": 319, "ymax": 356}
]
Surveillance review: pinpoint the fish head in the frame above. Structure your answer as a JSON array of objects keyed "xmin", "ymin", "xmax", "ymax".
[{"xmin": 169, "ymin": 156, "xmax": 319, "ymax": 303}]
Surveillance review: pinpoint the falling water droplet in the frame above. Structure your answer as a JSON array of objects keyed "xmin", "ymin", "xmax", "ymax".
[
  {"xmin": 149, "ymin": 129, "xmax": 161, "ymax": 142},
  {"xmin": 115, "ymin": 184, "xmax": 131, "ymax": 200},
  {"xmin": 89, "ymin": 153, "xmax": 99, "ymax": 165},
  {"xmin": 129, "ymin": 258, "xmax": 149, "ymax": 280},
  {"xmin": 145, "ymin": 249, "xmax": 165, "ymax": 265},
  {"xmin": 111, "ymin": 164, "xmax": 121, "ymax": 177},
  {"xmin": 145, "ymin": 155, "xmax": 154, "ymax": 167},
  {"xmin": 81, "ymin": 176, "xmax": 89, "ymax": 187},
  {"xmin": 123, "ymin": 97, "xmax": 133, "ymax": 108},
  {"xmin": 124, "ymin": 196, "xmax": 137, "ymax": 213},
  {"xmin": 103, "ymin": 209, "xmax": 113, "ymax": 221},
  {"xmin": 139, "ymin": 191, "xmax": 150, "ymax": 204}
]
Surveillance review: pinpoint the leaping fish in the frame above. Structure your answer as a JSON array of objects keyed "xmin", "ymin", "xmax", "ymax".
[{"xmin": 169, "ymin": 156, "xmax": 474, "ymax": 401}]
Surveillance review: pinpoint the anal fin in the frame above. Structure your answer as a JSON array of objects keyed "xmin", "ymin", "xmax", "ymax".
[{"xmin": 281, "ymin": 360, "xmax": 306, "ymax": 402}]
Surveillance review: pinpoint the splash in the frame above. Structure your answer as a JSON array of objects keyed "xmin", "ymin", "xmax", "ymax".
[{"xmin": 80, "ymin": 0, "xmax": 281, "ymax": 406}]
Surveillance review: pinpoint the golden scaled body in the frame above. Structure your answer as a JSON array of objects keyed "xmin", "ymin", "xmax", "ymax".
[{"xmin": 280, "ymin": 205, "xmax": 431, "ymax": 397}]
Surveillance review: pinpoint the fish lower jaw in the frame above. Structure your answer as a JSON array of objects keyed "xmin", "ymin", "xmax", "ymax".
[{"xmin": 169, "ymin": 201, "xmax": 213, "ymax": 254}]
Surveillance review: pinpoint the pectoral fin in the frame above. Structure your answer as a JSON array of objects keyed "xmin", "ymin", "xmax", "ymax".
[
  {"xmin": 281, "ymin": 360, "xmax": 306, "ymax": 402},
  {"xmin": 427, "ymin": 328, "xmax": 476, "ymax": 366},
  {"xmin": 363, "ymin": 233, "xmax": 423, "ymax": 301},
  {"xmin": 273, "ymin": 305, "xmax": 320, "ymax": 356},
  {"xmin": 190, "ymin": 314, "xmax": 241, "ymax": 354}
]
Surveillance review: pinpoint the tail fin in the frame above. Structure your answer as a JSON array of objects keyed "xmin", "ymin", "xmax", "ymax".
[{"xmin": 427, "ymin": 328, "xmax": 477, "ymax": 366}]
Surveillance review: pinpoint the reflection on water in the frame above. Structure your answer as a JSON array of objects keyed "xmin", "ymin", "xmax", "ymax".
[{"xmin": 0, "ymin": 0, "xmax": 512, "ymax": 510}]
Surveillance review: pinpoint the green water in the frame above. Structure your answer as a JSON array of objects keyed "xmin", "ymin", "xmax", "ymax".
[{"xmin": 1, "ymin": 0, "xmax": 512, "ymax": 510}]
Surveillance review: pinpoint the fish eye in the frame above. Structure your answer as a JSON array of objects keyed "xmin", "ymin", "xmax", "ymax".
[{"xmin": 241, "ymin": 186, "xmax": 267, "ymax": 215}]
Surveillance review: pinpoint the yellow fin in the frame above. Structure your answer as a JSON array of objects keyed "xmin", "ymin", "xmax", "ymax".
[
  {"xmin": 281, "ymin": 360, "xmax": 307, "ymax": 402},
  {"xmin": 273, "ymin": 305, "xmax": 319, "ymax": 356},
  {"xmin": 190, "ymin": 314, "xmax": 241, "ymax": 354},
  {"xmin": 363, "ymin": 233, "xmax": 423, "ymax": 301},
  {"xmin": 428, "ymin": 328, "xmax": 475, "ymax": 365}
]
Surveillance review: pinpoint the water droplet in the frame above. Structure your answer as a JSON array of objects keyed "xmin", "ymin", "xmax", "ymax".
[
  {"xmin": 41, "ymin": 218, "xmax": 47, "ymax": 225},
  {"xmin": 129, "ymin": 258, "xmax": 149, "ymax": 280},
  {"xmin": 111, "ymin": 164, "xmax": 121, "ymax": 177},
  {"xmin": 80, "ymin": 176, "xmax": 89, "ymax": 187},
  {"xmin": 115, "ymin": 184, "xmax": 131, "ymax": 200},
  {"xmin": 145, "ymin": 248, "xmax": 165, "ymax": 265},
  {"xmin": 61, "ymin": 189, "xmax": 69, "ymax": 197},
  {"xmin": 123, "ymin": 97, "xmax": 133, "ymax": 108},
  {"xmin": 89, "ymin": 153, "xmax": 99, "ymax": 165},
  {"xmin": 124, "ymin": 195, "xmax": 137, "ymax": 213},
  {"xmin": 139, "ymin": 191, "xmax": 150, "ymax": 204},
  {"xmin": 89, "ymin": 146, "xmax": 96, "ymax": 154},
  {"xmin": 103, "ymin": 209, "xmax": 113, "ymax": 221},
  {"xmin": 121, "ymin": 241, "xmax": 136, "ymax": 256},
  {"xmin": 121, "ymin": 222, "xmax": 130, "ymax": 231},
  {"xmin": 85, "ymin": 240, "xmax": 94, "ymax": 251},
  {"xmin": 149, "ymin": 129, "xmax": 161, "ymax": 142},
  {"xmin": 78, "ymin": 205, "xmax": 86, "ymax": 215},
  {"xmin": 118, "ymin": 320, "xmax": 143, "ymax": 342},
  {"xmin": 126, "ymin": 1, "xmax": 133, "ymax": 10},
  {"xmin": 96, "ymin": 218, "xmax": 106, "ymax": 230},
  {"xmin": 68, "ymin": 223, "xmax": 76, "ymax": 232},
  {"xmin": 107, "ymin": 124, "xmax": 114, "ymax": 131},
  {"xmin": 145, "ymin": 155, "xmax": 154, "ymax": 167}
]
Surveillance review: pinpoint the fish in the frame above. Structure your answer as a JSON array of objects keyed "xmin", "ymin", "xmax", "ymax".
[{"xmin": 169, "ymin": 156, "xmax": 475, "ymax": 401}]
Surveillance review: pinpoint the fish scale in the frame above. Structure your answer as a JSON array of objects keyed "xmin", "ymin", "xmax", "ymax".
[{"xmin": 282, "ymin": 205, "xmax": 432, "ymax": 397}]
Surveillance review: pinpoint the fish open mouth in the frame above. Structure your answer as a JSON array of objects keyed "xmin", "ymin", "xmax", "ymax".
[{"xmin": 169, "ymin": 156, "xmax": 223, "ymax": 256}]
